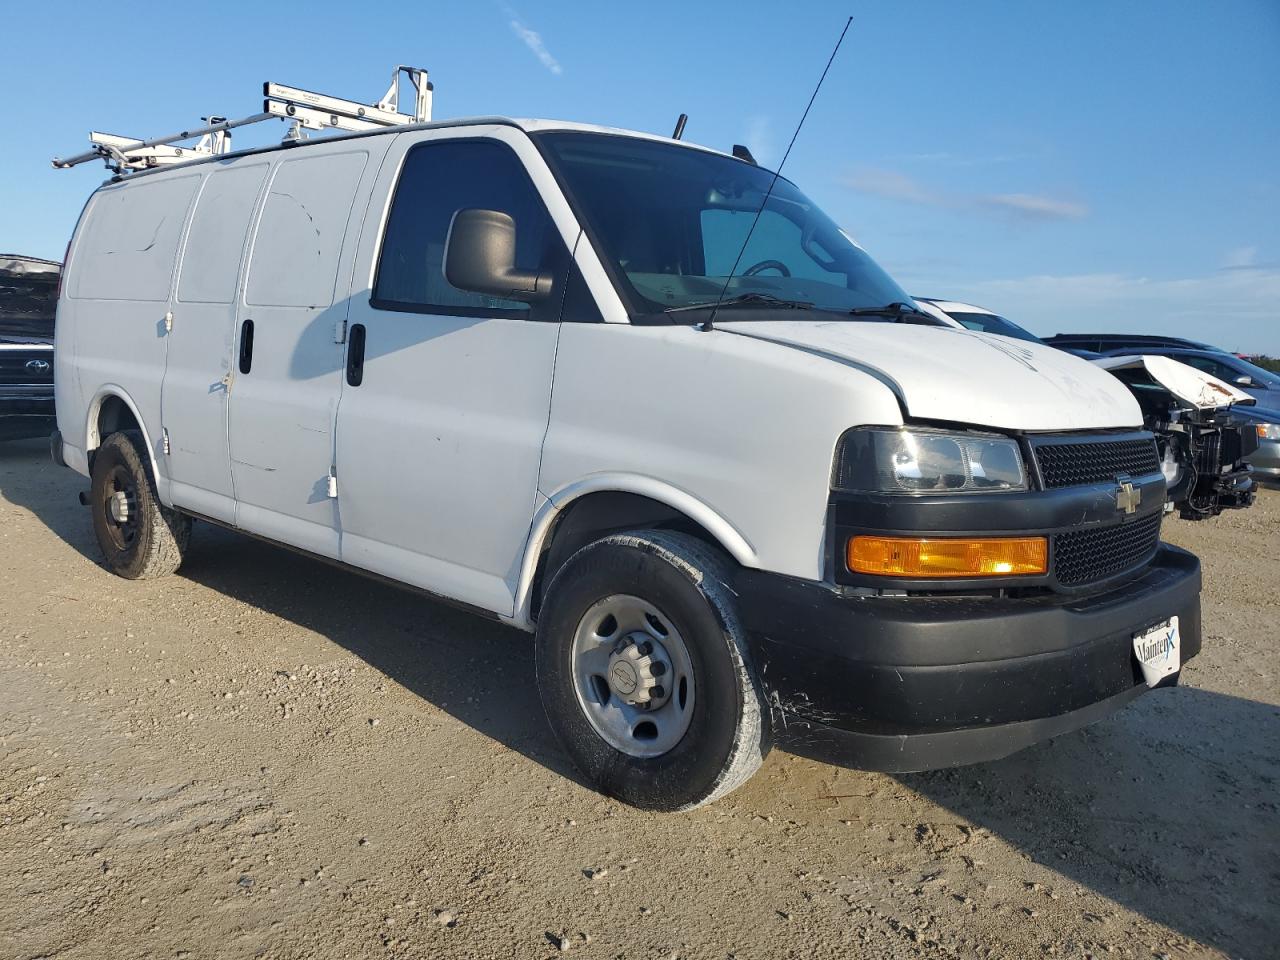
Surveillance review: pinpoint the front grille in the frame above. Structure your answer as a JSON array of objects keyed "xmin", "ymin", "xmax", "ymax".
[
  {"xmin": 1035, "ymin": 437, "xmax": 1161, "ymax": 489},
  {"xmin": 1053, "ymin": 512, "xmax": 1162, "ymax": 586},
  {"xmin": 0, "ymin": 349, "xmax": 54, "ymax": 386}
]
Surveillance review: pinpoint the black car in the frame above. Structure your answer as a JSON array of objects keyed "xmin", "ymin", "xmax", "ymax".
[
  {"xmin": 0, "ymin": 255, "xmax": 59, "ymax": 441},
  {"xmin": 1043, "ymin": 333, "xmax": 1229, "ymax": 354}
]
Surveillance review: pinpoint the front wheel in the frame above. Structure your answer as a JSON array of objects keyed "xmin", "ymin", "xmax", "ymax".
[
  {"xmin": 90, "ymin": 430, "xmax": 191, "ymax": 580},
  {"xmin": 535, "ymin": 530, "xmax": 770, "ymax": 810}
]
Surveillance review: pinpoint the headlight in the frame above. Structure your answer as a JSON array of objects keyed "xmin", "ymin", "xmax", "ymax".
[
  {"xmin": 1258, "ymin": 422, "xmax": 1280, "ymax": 441},
  {"xmin": 833, "ymin": 428, "xmax": 1027, "ymax": 494}
]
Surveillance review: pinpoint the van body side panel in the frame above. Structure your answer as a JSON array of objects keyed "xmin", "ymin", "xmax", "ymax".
[
  {"xmin": 163, "ymin": 162, "xmax": 270, "ymax": 523},
  {"xmin": 226, "ymin": 147, "xmax": 380, "ymax": 559},
  {"xmin": 333, "ymin": 312, "xmax": 560, "ymax": 613},
  {"xmin": 53, "ymin": 194, "xmax": 96, "ymax": 478},
  {"xmin": 58, "ymin": 173, "xmax": 203, "ymax": 495},
  {"xmin": 538, "ymin": 323, "xmax": 905, "ymax": 583},
  {"xmin": 333, "ymin": 127, "xmax": 574, "ymax": 615}
]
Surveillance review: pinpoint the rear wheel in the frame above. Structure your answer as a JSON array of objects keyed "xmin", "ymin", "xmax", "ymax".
[
  {"xmin": 535, "ymin": 530, "xmax": 770, "ymax": 810},
  {"xmin": 90, "ymin": 431, "xmax": 190, "ymax": 579}
]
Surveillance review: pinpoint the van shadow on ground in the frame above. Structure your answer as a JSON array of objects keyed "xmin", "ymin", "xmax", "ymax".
[
  {"xmin": 176, "ymin": 519, "xmax": 589, "ymax": 786},
  {"xmin": 0, "ymin": 436, "xmax": 584, "ymax": 786},
  {"xmin": 3, "ymin": 436, "xmax": 1277, "ymax": 958},
  {"xmin": 892, "ymin": 687, "xmax": 1278, "ymax": 956}
]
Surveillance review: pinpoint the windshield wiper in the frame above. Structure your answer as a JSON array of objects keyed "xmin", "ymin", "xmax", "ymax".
[
  {"xmin": 664, "ymin": 292, "xmax": 814, "ymax": 315},
  {"xmin": 847, "ymin": 301, "xmax": 936, "ymax": 323}
]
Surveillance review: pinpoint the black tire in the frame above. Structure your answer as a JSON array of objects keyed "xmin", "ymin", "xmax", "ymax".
[
  {"xmin": 535, "ymin": 530, "xmax": 770, "ymax": 811},
  {"xmin": 90, "ymin": 430, "xmax": 190, "ymax": 580}
]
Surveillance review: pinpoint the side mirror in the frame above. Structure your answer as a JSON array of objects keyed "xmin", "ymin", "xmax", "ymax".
[
  {"xmin": 1235, "ymin": 374, "xmax": 1255, "ymax": 386},
  {"xmin": 443, "ymin": 208, "xmax": 553, "ymax": 303}
]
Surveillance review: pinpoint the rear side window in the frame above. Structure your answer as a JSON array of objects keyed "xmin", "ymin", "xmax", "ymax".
[
  {"xmin": 1177, "ymin": 354, "xmax": 1241, "ymax": 382},
  {"xmin": 70, "ymin": 174, "xmax": 201, "ymax": 302},
  {"xmin": 246, "ymin": 151, "xmax": 368, "ymax": 308},
  {"xmin": 373, "ymin": 139, "xmax": 562, "ymax": 319},
  {"xmin": 178, "ymin": 163, "xmax": 268, "ymax": 304}
]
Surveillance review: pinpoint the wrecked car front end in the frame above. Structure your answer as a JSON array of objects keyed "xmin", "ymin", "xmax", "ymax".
[
  {"xmin": 0, "ymin": 255, "xmax": 59, "ymax": 442},
  {"xmin": 1096, "ymin": 355, "xmax": 1259, "ymax": 519}
]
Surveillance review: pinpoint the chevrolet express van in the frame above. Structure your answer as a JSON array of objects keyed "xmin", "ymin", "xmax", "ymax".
[{"xmin": 52, "ymin": 118, "xmax": 1199, "ymax": 810}]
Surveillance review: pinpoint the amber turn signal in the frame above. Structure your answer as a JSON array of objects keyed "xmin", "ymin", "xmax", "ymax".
[{"xmin": 847, "ymin": 535, "xmax": 1048, "ymax": 578}]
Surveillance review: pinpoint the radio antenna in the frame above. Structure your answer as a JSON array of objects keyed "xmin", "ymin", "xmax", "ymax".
[{"xmin": 701, "ymin": 16, "xmax": 853, "ymax": 332}]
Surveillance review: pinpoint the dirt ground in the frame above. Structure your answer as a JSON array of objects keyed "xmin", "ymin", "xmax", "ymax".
[{"xmin": 1, "ymin": 436, "xmax": 1276, "ymax": 960}]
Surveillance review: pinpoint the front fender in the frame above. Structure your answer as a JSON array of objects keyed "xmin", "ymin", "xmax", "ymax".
[
  {"xmin": 508, "ymin": 474, "xmax": 758, "ymax": 630},
  {"xmin": 537, "ymin": 323, "xmax": 905, "ymax": 594}
]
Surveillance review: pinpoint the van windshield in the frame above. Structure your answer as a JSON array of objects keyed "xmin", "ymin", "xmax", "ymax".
[{"xmin": 535, "ymin": 131, "xmax": 911, "ymax": 321}]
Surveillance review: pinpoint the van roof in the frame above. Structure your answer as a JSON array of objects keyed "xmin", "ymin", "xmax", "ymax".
[{"xmin": 100, "ymin": 116, "xmax": 741, "ymax": 184}]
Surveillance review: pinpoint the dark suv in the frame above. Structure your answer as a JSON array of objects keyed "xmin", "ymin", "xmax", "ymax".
[
  {"xmin": 0, "ymin": 255, "xmax": 59, "ymax": 441},
  {"xmin": 1043, "ymin": 333, "xmax": 1230, "ymax": 354}
]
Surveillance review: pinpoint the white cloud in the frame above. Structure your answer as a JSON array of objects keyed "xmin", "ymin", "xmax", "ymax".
[
  {"xmin": 1221, "ymin": 245, "xmax": 1260, "ymax": 270},
  {"xmin": 506, "ymin": 10, "xmax": 562, "ymax": 75},
  {"xmin": 978, "ymin": 193, "xmax": 1087, "ymax": 221},
  {"xmin": 841, "ymin": 168, "xmax": 939, "ymax": 205},
  {"xmin": 897, "ymin": 150, "xmax": 1040, "ymax": 167},
  {"xmin": 843, "ymin": 167, "xmax": 1087, "ymax": 222}
]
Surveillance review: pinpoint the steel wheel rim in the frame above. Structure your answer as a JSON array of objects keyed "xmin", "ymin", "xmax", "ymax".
[
  {"xmin": 570, "ymin": 594, "xmax": 696, "ymax": 758},
  {"xmin": 101, "ymin": 464, "xmax": 140, "ymax": 552}
]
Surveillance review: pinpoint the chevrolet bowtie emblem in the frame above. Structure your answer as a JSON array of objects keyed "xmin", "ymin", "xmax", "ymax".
[{"xmin": 1116, "ymin": 479, "xmax": 1141, "ymax": 515}]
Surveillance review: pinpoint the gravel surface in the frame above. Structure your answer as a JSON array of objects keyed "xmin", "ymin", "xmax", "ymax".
[{"xmin": 1, "ymin": 436, "xmax": 1276, "ymax": 960}]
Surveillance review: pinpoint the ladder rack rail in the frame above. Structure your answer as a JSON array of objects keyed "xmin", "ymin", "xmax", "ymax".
[
  {"xmin": 53, "ymin": 113, "xmax": 272, "ymax": 171},
  {"xmin": 53, "ymin": 65, "xmax": 432, "ymax": 176}
]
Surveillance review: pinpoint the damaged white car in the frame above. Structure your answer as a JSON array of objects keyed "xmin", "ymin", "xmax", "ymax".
[{"xmin": 916, "ymin": 299, "xmax": 1258, "ymax": 520}]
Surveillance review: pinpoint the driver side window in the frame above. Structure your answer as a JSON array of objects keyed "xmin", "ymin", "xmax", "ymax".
[{"xmin": 373, "ymin": 138, "xmax": 564, "ymax": 320}]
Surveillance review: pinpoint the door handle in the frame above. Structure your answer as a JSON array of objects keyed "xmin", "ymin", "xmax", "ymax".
[
  {"xmin": 346, "ymin": 323, "xmax": 366, "ymax": 387},
  {"xmin": 238, "ymin": 319, "xmax": 255, "ymax": 374}
]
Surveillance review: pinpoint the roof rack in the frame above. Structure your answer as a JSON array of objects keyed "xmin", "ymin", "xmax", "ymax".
[{"xmin": 53, "ymin": 65, "xmax": 433, "ymax": 175}]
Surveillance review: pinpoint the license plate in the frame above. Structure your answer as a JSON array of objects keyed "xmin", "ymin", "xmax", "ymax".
[{"xmin": 1132, "ymin": 616, "xmax": 1180, "ymax": 687}]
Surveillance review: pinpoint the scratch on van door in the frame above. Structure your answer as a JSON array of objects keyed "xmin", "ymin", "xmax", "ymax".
[
  {"xmin": 232, "ymin": 459, "xmax": 277, "ymax": 473},
  {"xmin": 272, "ymin": 192, "xmax": 322, "ymax": 252},
  {"xmin": 137, "ymin": 216, "xmax": 166, "ymax": 252},
  {"xmin": 101, "ymin": 215, "xmax": 166, "ymax": 257}
]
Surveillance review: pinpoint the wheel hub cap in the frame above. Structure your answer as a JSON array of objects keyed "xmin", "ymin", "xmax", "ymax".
[
  {"xmin": 606, "ymin": 635, "xmax": 672, "ymax": 708},
  {"xmin": 570, "ymin": 594, "xmax": 696, "ymax": 758},
  {"xmin": 108, "ymin": 490, "xmax": 130, "ymax": 524}
]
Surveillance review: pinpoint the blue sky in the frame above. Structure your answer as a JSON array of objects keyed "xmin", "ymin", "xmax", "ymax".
[{"xmin": 3, "ymin": 0, "xmax": 1277, "ymax": 351}]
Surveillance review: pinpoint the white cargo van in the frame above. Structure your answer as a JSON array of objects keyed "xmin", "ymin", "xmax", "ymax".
[{"xmin": 52, "ymin": 109, "xmax": 1200, "ymax": 810}]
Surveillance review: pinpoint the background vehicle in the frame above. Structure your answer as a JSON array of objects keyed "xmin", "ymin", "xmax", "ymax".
[
  {"xmin": 1098, "ymin": 348, "xmax": 1280, "ymax": 409},
  {"xmin": 0, "ymin": 255, "xmax": 58, "ymax": 442},
  {"xmin": 917, "ymin": 298, "xmax": 1258, "ymax": 519},
  {"xmin": 1044, "ymin": 333, "xmax": 1234, "ymax": 355},
  {"xmin": 920, "ymin": 298, "xmax": 1068, "ymax": 346},
  {"xmin": 1232, "ymin": 406, "xmax": 1280, "ymax": 481},
  {"xmin": 49, "ymin": 75, "xmax": 1203, "ymax": 811}
]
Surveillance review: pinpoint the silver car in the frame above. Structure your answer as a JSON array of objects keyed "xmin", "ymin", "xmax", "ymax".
[{"xmin": 1241, "ymin": 409, "xmax": 1280, "ymax": 479}]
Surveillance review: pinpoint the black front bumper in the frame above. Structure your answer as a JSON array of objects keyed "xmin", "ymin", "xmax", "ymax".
[
  {"xmin": 735, "ymin": 544, "xmax": 1201, "ymax": 772},
  {"xmin": 0, "ymin": 391, "xmax": 55, "ymax": 441}
]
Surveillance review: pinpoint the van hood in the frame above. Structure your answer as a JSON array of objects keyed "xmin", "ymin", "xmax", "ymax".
[{"xmin": 720, "ymin": 321, "xmax": 1142, "ymax": 432}]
